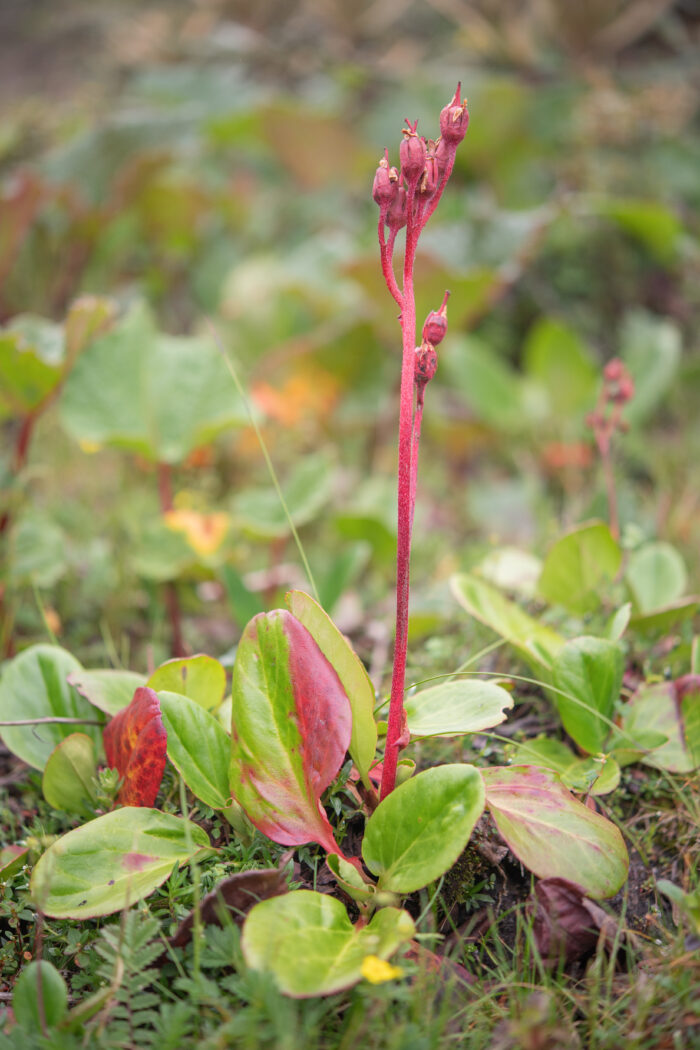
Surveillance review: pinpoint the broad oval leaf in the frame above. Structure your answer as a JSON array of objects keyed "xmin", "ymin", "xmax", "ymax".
[
  {"xmin": 451, "ymin": 573, "xmax": 563, "ymax": 675},
  {"xmin": 230, "ymin": 610, "xmax": 352, "ymax": 854},
  {"xmin": 68, "ymin": 669, "xmax": 146, "ymax": 717},
  {"xmin": 481, "ymin": 765, "xmax": 628, "ymax": 899},
  {"xmin": 404, "ymin": 680, "xmax": 513, "ymax": 739},
  {"xmin": 625, "ymin": 541, "xmax": 687, "ymax": 614},
  {"xmin": 30, "ymin": 808, "xmax": 210, "ymax": 918},
  {"xmin": 0, "ymin": 645, "xmax": 102, "ymax": 770},
  {"xmin": 362, "ymin": 764, "xmax": 486, "ymax": 894},
  {"xmin": 103, "ymin": 688, "xmax": 167, "ymax": 807},
  {"xmin": 158, "ymin": 691, "xmax": 231, "ymax": 809},
  {"xmin": 241, "ymin": 890, "xmax": 414, "ymax": 997},
  {"xmin": 147, "ymin": 655, "xmax": 226, "ymax": 711},
  {"xmin": 537, "ymin": 522, "xmax": 621, "ymax": 616},
  {"xmin": 285, "ymin": 589, "xmax": 377, "ymax": 786},
  {"xmin": 12, "ymin": 961, "xmax": 68, "ymax": 1033},
  {"xmin": 42, "ymin": 733, "xmax": 98, "ymax": 816},
  {"xmin": 59, "ymin": 301, "xmax": 247, "ymax": 464},
  {"xmin": 551, "ymin": 636, "xmax": 623, "ymax": 754}
]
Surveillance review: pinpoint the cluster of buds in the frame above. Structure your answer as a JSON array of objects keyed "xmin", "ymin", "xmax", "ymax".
[
  {"xmin": 373, "ymin": 85, "xmax": 469, "ymax": 241},
  {"xmin": 586, "ymin": 357, "xmax": 635, "ymax": 452},
  {"xmin": 415, "ymin": 290, "xmax": 450, "ymax": 389}
]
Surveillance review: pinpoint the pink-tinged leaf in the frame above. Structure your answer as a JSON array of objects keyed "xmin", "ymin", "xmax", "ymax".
[
  {"xmin": 481, "ymin": 765, "xmax": 628, "ymax": 900},
  {"xmin": 103, "ymin": 688, "xmax": 167, "ymax": 807},
  {"xmin": 229, "ymin": 610, "xmax": 352, "ymax": 855}
]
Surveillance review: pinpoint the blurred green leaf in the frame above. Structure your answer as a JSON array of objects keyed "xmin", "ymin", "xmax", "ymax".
[
  {"xmin": 60, "ymin": 302, "xmax": 247, "ymax": 464},
  {"xmin": 619, "ymin": 311, "xmax": 681, "ymax": 424},
  {"xmin": 626, "ymin": 542, "xmax": 687, "ymax": 614},
  {"xmin": 538, "ymin": 521, "xmax": 621, "ymax": 615}
]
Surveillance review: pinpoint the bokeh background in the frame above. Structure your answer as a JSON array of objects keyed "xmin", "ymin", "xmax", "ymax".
[{"xmin": 1, "ymin": 0, "xmax": 699, "ymax": 674}]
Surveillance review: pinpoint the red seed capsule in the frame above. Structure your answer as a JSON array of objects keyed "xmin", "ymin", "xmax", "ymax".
[
  {"xmin": 400, "ymin": 120, "xmax": 427, "ymax": 188},
  {"xmin": 422, "ymin": 290, "xmax": 449, "ymax": 347},
  {"xmin": 603, "ymin": 358, "xmax": 624, "ymax": 382},
  {"xmin": 439, "ymin": 83, "xmax": 470, "ymax": 144},
  {"xmin": 415, "ymin": 342, "xmax": 438, "ymax": 385},
  {"xmin": 372, "ymin": 148, "xmax": 399, "ymax": 208}
]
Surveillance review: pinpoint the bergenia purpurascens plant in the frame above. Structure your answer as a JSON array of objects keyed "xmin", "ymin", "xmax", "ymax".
[{"xmin": 373, "ymin": 85, "xmax": 469, "ymax": 799}]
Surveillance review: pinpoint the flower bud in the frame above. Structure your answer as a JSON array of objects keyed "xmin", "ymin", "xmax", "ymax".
[
  {"xmin": 422, "ymin": 290, "xmax": 449, "ymax": 346},
  {"xmin": 399, "ymin": 120, "xmax": 427, "ymax": 188},
  {"xmin": 439, "ymin": 83, "xmax": 470, "ymax": 144},
  {"xmin": 372, "ymin": 148, "xmax": 398, "ymax": 208},
  {"xmin": 415, "ymin": 341, "xmax": 438, "ymax": 385}
]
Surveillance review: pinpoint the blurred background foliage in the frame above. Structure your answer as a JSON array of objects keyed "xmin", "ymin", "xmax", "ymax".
[{"xmin": 1, "ymin": 0, "xmax": 699, "ymax": 672}]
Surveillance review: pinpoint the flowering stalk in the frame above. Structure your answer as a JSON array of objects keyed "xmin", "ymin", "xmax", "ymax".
[
  {"xmin": 374, "ymin": 88, "xmax": 469, "ymax": 799},
  {"xmin": 586, "ymin": 358, "xmax": 634, "ymax": 541}
]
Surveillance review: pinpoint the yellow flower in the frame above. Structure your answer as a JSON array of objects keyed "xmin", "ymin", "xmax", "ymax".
[
  {"xmin": 164, "ymin": 509, "xmax": 230, "ymax": 557},
  {"xmin": 360, "ymin": 955, "xmax": 404, "ymax": 984}
]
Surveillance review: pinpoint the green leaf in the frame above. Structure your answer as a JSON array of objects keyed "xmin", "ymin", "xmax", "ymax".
[
  {"xmin": 42, "ymin": 733, "xmax": 98, "ymax": 816},
  {"xmin": 606, "ymin": 603, "xmax": 631, "ymax": 641},
  {"xmin": 8, "ymin": 513, "xmax": 69, "ymax": 588},
  {"xmin": 552, "ymin": 636, "xmax": 623, "ymax": 753},
  {"xmin": 442, "ymin": 335, "xmax": 524, "ymax": 432},
  {"xmin": 404, "ymin": 680, "xmax": 513, "ymax": 738},
  {"xmin": 619, "ymin": 311, "xmax": 681, "ymax": 424},
  {"xmin": 158, "ymin": 692, "xmax": 231, "ymax": 809},
  {"xmin": 68, "ymin": 668, "xmax": 146, "ymax": 717},
  {"xmin": 0, "ymin": 645, "xmax": 102, "ymax": 770},
  {"xmin": 59, "ymin": 301, "xmax": 247, "ymax": 464},
  {"xmin": 600, "ymin": 199, "xmax": 682, "ymax": 263},
  {"xmin": 619, "ymin": 682, "xmax": 694, "ymax": 773},
  {"xmin": 451, "ymin": 573, "xmax": 564, "ymax": 675},
  {"xmin": 230, "ymin": 610, "xmax": 351, "ymax": 854},
  {"xmin": 523, "ymin": 318, "xmax": 597, "ymax": 419},
  {"xmin": 327, "ymin": 854, "xmax": 376, "ymax": 904},
  {"xmin": 285, "ymin": 589, "xmax": 377, "ymax": 787},
  {"xmin": 0, "ymin": 318, "xmax": 64, "ymax": 421},
  {"xmin": 362, "ymin": 765, "xmax": 485, "ymax": 894},
  {"xmin": 680, "ymin": 678, "xmax": 700, "ymax": 769},
  {"xmin": 241, "ymin": 890, "xmax": 414, "ymax": 997},
  {"xmin": 629, "ymin": 598, "xmax": 699, "ymax": 636},
  {"xmin": 12, "ymin": 961, "xmax": 68, "ymax": 1033},
  {"xmin": 509, "ymin": 737, "xmax": 620, "ymax": 796},
  {"xmin": 30, "ymin": 808, "xmax": 210, "ymax": 918},
  {"xmin": 626, "ymin": 542, "xmax": 687, "ymax": 614},
  {"xmin": 656, "ymin": 880, "xmax": 700, "ymax": 936},
  {"xmin": 147, "ymin": 654, "xmax": 226, "ymax": 711},
  {"xmin": 231, "ymin": 452, "xmax": 333, "ymax": 539},
  {"xmin": 482, "ymin": 766, "xmax": 628, "ymax": 898},
  {"xmin": 538, "ymin": 522, "xmax": 621, "ymax": 615}
]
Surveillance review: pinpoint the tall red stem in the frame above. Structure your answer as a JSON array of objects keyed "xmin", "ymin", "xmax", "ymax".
[{"xmin": 380, "ymin": 193, "xmax": 419, "ymax": 800}]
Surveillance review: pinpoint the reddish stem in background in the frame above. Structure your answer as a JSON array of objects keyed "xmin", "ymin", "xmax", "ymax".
[{"xmin": 157, "ymin": 462, "xmax": 186, "ymax": 657}]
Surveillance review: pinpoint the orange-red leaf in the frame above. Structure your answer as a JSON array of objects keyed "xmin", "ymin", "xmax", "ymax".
[{"xmin": 103, "ymin": 687, "xmax": 167, "ymax": 807}]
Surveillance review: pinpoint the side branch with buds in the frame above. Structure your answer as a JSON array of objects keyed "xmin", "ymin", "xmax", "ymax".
[{"xmin": 373, "ymin": 86, "xmax": 469, "ymax": 799}]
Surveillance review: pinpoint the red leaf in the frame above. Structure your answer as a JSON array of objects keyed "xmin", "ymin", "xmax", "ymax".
[
  {"xmin": 103, "ymin": 687, "xmax": 167, "ymax": 807},
  {"xmin": 531, "ymin": 877, "xmax": 615, "ymax": 967},
  {"xmin": 230, "ymin": 610, "xmax": 352, "ymax": 854}
]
